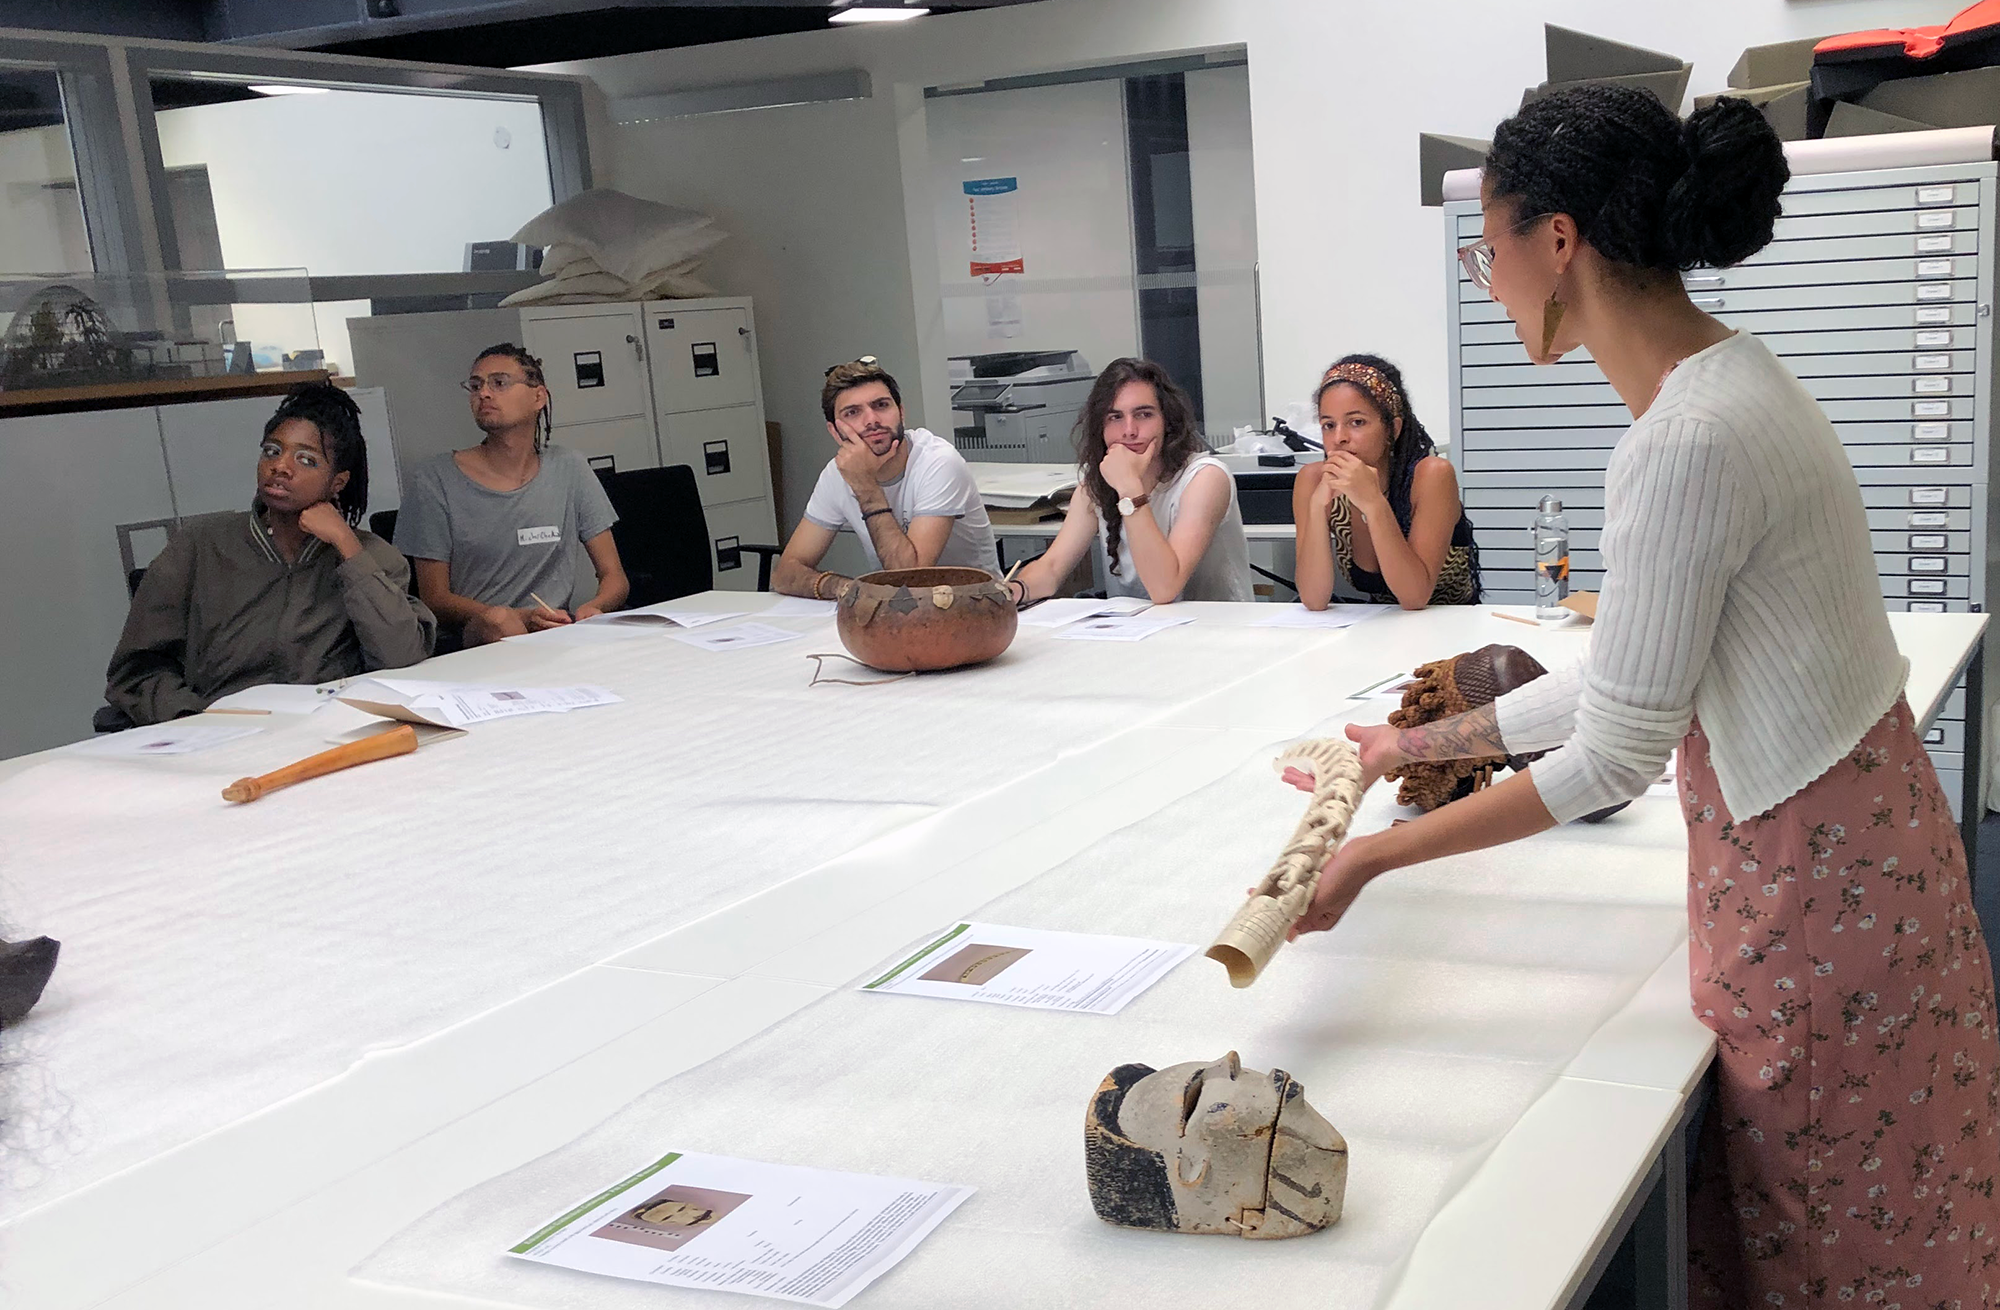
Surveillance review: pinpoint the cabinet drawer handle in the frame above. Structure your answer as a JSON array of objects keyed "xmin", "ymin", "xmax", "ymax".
[
  {"xmin": 1691, "ymin": 296, "xmax": 1724, "ymax": 309},
  {"xmin": 1685, "ymin": 275, "xmax": 1724, "ymax": 288}
]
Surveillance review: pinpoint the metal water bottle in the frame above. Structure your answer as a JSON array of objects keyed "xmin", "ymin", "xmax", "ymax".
[{"xmin": 1531, "ymin": 495, "xmax": 1570, "ymax": 619}]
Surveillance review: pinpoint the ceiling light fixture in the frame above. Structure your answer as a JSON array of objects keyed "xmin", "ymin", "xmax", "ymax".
[
  {"xmin": 830, "ymin": 4, "xmax": 931, "ymax": 23},
  {"xmin": 249, "ymin": 84, "xmax": 332, "ymax": 95}
]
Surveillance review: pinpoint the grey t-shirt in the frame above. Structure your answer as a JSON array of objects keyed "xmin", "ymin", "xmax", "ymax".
[{"xmin": 396, "ymin": 445, "xmax": 617, "ymax": 611}]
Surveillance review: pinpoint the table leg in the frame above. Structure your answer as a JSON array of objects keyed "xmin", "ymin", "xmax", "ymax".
[{"xmin": 1962, "ymin": 634, "xmax": 1984, "ymax": 895}]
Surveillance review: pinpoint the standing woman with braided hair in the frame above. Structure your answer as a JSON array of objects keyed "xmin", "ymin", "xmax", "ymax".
[
  {"xmin": 1291, "ymin": 353, "xmax": 1481, "ymax": 609},
  {"xmin": 1292, "ymin": 85, "xmax": 2000, "ymax": 1304},
  {"xmin": 104, "ymin": 381, "xmax": 435, "ymax": 725},
  {"xmin": 398, "ymin": 343, "xmax": 627, "ymax": 648}
]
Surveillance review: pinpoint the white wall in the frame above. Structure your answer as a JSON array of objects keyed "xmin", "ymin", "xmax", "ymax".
[
  {"xmin": 154, "ymin": 89, "xmax": 554, "ymax": 376},
  {"xmin": 926, "ymin": 80, "xmax": 1138, "ymax": 374},
  {"xmin": 539, "ymin": 0, "xmax": 1956, "ymax": 508},
  {"xmin": 0, "ymin": 123, "xmax": 88, "ymax": 276},
  {"xmin": 1185, "ymin": 63, "xmax": 1259, "ymax": 433}
]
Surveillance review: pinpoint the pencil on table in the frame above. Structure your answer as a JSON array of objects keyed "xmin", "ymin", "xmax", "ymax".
[{"xmin": 1489, "ymin": 610, "xmax": 1540, "ymax": 628}]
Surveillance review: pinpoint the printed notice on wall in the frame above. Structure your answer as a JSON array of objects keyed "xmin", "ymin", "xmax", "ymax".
[
  {"xmin": 964, "ymin": 177, "xmax": 1024, "ymax": 278},
  {"xmin": 984, "ymin": 293, "xmax": 1023, "ymax": 339}
]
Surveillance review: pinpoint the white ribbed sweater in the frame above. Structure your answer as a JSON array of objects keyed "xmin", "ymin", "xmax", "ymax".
[{"xmin": 1495, "ymin": 331, "xmax": 1908, "ymax": 824}]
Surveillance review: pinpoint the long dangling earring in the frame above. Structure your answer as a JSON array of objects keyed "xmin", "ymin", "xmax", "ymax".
[{"xmin": 1538, "ymin": 288, "xmax": 1566, "ymax": 358}]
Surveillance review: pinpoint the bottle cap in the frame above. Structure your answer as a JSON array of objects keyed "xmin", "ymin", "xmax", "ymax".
[{"xmin": 1537, "ymin": 495, "xmax": 1563, "ymax": 514}]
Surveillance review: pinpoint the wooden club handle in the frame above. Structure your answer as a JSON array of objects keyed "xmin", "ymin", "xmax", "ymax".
[{"xmin": 222, "ymin": 724, "xmax": 420, "ymax": 803}]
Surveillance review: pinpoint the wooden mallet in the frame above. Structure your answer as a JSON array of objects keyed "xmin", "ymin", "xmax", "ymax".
[{"xmin": 222, "ymin": 724, "xmax": 420, "ymax": 803}]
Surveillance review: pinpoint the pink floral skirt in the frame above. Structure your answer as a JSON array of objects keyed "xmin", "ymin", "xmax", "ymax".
[{"xmin": 1683, "ymin": 697, "xmax": 2000, "ymax": 1306}]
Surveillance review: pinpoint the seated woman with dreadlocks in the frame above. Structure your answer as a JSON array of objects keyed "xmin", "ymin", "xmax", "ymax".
[
  {"xmin": 1291, "ymin": 354, "xmax": 1480, "ymax": 609},
  {"xmin": 103, "ymin": 382, "xmax": 436, "ymax": 726},
  {"xmin": 397, "ymin": 342, "xmax": 628, "ymax": 647},
  {"xmin": 1006, "ymin": 357, "xmax": 1252, "ymax": 606}
]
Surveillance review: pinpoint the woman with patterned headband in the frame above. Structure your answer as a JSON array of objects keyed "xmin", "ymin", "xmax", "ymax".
[{"xmin": 1290, "ymin": 354, "xmax": 1480, "ymax": 609}]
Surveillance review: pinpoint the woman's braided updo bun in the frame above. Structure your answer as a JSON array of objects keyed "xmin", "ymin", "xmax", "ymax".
[{"xmin": 1485, "ymin": 83, "xmax": 1789, "ymax": 273}]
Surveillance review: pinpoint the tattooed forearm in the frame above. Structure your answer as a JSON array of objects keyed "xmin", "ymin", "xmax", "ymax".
[{"xmin": 1394, "ymin": 702, "xmax": 1507, "ymax": 763}]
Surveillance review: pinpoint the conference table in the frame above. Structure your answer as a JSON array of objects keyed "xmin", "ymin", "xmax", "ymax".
[{"xmin": 0, "ymin": 597, "xmax": 1981, "ymax": 1310}]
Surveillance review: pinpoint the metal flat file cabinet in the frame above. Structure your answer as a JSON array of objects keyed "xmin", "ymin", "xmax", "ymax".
[{"xmin": 1446, "ymin": 161, "xmax": 2000, "ymax": 815}]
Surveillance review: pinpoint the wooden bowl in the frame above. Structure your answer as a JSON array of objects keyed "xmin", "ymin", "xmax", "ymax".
[{"xmin": 836, "ymin": 567, "xmax": 1018, "ymax": 672}]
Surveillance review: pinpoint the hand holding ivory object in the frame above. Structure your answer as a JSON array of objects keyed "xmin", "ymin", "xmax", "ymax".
[
  {"xmin": 221, "ymin": 724, "xmax": 419, "ymax": 803},
  {"xmin": 1206, "ymin": 738, "xmax": 1366, "ymax": 987}
]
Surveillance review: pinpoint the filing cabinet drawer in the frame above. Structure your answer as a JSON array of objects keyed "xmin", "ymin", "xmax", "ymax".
[
  {"xmin": 1457, "ymin": 425, "xmax": 1624, "ymax": 451},
  {"xmin": 1456, "ymin": 301, "xmax": 1980, "ymax": 345},
  {"xmin": 1871, "ymin": 529, "xmax": 1971, "ymax": 553},
  {"xmin": 1884, "ymin": 574, "xmax": 1970, "ymax": 598},
  {"xmin": 1881, "ymin": 552, "xmax": 1971, "ymax": 576},
  {"xmin": 1856, "ymin": 482, "xmax": 1974, "ymax": 506},
  {"xmin": 1745, "ymin": 230, "xmax": 1981, "ymax": 267},
  {"xmin": 1849, "ymin": 444, "xmax": 1974, "ymax": 469},
  {"xmin": 1467, "ymin": 504, "xmax": 1607, "ymax": 531},
  {"xmin": 1778, "ymin": 180, "xmax": 1978, "ymax": 215},
  {"xmin": 1460, "ymin": 278, "xmax": 1976, "ymax": 314},
  {"xmin": 1771, "ymin": 205, "xmax": 1977, "ymax": 241},
  {"xmin": 1869, "ymin": 505, "xmax": 1972, "ymax": 530},
  {"xmin": 1922, "ymin": 719, "xmax": 1967, "ymax": 752},
  {"xmin": 1462, "ymin": 446, "xmax": 1614, "ymax": 474},
  {"xmin": 1893, "ymin": 597, "xmax": 1974, "ymax": 613},
  {"xmin": 1684, "ymin": 256, "xmax": 1980, "ymax": 292}
]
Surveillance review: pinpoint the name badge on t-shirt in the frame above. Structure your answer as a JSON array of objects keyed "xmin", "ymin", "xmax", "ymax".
[{"xmin": 518, "ymin": 525, "xmax": 562, "ymax": 546}]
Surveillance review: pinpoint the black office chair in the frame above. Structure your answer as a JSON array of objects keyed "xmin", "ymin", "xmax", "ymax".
[
  {"xmin": 595, "ymin": 464, "xmax": 781, "ymax": 606},
  {"xmin": 369, "ymin": 509, "xmax": 398, "ymax": 544}
]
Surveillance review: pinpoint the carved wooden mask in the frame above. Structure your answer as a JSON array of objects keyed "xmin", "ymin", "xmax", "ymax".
[{"xmin": 1085, "ymin": 1051, "xmax": 1347, "ymax": 1239}]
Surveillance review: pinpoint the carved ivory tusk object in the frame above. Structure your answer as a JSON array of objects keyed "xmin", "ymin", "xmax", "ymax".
[
  {"xmin": 1206, "ymin": 738, "xmax": 1366, "ymax": 987},
  {"xmin": 221, "ymin": 724, "xmax": 420, "ymax": 803}
]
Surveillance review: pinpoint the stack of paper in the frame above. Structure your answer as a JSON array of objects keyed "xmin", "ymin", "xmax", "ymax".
[
  {"xmin": 862, "ymin": 921, "xmax": 1193, "ymax": 1016},
  {"xmin": 338, "ymin": 679, "xmax": 622, "ymax": 728},
  {"xmin": 667, "ymin": 622, "xmax": 802, "ymax": 652}
]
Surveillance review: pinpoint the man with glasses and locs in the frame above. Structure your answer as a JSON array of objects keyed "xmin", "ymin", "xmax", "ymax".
[{"xmin": 396, "ymin": 343, "xmax": 628, "ymax": 648}]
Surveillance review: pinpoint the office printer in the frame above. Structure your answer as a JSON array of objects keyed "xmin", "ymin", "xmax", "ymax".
[{"xmin": 949, "ymin": 350, "xmax": 1093, "ymax": 464}]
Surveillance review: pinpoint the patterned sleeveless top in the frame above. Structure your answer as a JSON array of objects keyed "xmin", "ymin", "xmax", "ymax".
[{"xmin": 1327, "ymin": 495, "xmax": 1480, "ymax": 606}]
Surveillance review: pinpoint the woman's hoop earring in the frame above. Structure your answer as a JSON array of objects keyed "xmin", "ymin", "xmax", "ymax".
[{"xmin": 1538, "ymin": 290, "xmax": 1567, "ymax": 358}]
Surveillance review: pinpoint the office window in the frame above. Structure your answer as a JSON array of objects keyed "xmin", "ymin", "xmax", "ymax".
[
  {"xmin": 0, "ymin": 67, "xmax": 91, "ymax": 275},
  {"xmin": 147, "ymin": 78, "xmax": 555, "ymax": 373}
]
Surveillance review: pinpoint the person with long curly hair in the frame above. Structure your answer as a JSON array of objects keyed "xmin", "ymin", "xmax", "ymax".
[
  {"xmin": 1007, "ymin": 357, "xmax": 1251, "ymax": 606},
  {"xmin": 1293, "ymin": 84, "xmax": 2000, "ymax": 1306}
]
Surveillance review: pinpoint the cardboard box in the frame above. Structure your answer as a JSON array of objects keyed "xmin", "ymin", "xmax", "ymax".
[
  {"xmin": 1698, "ymin": 81, "xmax": 1811, "ymax": 142},
  {"xmin": 1524, "ymin": 67, "xmax": 1691, "ymax": 113},
  {"xmin": 1826, "ymin": 100, "xmax": 1939, "ymax": 136},
  {"xmin": 1728, "ymin": 36, "xmax": 1824, "ymax": 91},
  {"xmin": 1859, "ymin": 63, "xmax": 2000, "ymax": 130}
]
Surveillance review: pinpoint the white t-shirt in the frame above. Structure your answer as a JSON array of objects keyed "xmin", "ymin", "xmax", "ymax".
[{"xmin": 802, "ymin": 427, "xmax": 998, "ymax": 574}]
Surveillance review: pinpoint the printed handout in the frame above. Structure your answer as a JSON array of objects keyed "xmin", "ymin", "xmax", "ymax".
[
  {"xmin": 1018, "ymin": 596, "xmax": 1151, "ymax": 629},
  {"xmin": 73, "ymin": 721, "xmax": 265, "ymax": 756},
  {"xmin": 509, "ymin": 1150, "xmax": 971, "ymax": 1308},
  {"xmin": 1051, "ymin": 612, "xmax": 1194, "ymax": 643},
  {"xmin": 338, "ymin": 679, "xmax": 622, "ymax": 728},
  {"xmin": 1252, "ymin": 604, "xmax": 1383, "ymax": 631},
  {"xmin": 862, "ymin": 921, "xmax": 1195, "ymax": 1016},
  {"xmin": 667, "ymin": 622, "xmax": 803, "ymax": 652}
]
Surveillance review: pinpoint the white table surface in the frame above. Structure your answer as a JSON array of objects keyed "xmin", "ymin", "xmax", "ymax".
[{"xmin": 1, "ymin": 603, "xmax": 1981, "ymax": 1310}]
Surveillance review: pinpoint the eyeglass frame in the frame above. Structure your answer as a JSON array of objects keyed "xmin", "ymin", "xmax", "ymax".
[
  {"xmin": 1457, "ymin": 212, "xmax": 1552, "ymax": 293},
  {"xmin": 461, "ymin": 372, "xmax": 539, "ymax": 395}
]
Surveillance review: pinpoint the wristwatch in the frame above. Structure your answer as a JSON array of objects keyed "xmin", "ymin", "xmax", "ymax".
[{"xmin": 1117, "ymin": 492, "xmax": 1151, "ymax": 518}]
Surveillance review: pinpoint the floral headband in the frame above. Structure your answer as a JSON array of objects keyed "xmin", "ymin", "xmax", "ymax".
[{"xmin": 1318, "ymin": 362, "xmax": 1403, "ymax": 424}]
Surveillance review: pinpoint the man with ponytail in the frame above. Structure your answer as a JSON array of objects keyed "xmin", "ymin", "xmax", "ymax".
[
  {"xmin": 104, "ymin": 381, "xmax": 435, "ymax": 724},
  {"xmin": 397, "ymin": 343, "xmax": 627, "ymax": 647},
  {"xmin": 1291, "ymin": 84, "xmax": 2000, "ymax": 1305}
]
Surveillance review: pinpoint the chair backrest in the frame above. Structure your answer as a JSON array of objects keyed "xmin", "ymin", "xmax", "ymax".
[
  {"xmin": 596, "ymin": 464, "xmax": 713, "ymax": 606},
  {"xmin": 369, "ymin": 509, "xmax": 399, "ymax": 544}
]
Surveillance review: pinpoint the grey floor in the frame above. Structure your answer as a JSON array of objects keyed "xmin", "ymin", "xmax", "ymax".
[{"xmin": 1583, "ymin": 811, "xmax": 2000, "ymax": 1308}]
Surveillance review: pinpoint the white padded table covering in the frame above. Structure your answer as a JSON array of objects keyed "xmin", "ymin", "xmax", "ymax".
[
  {"xmin": 0, "ymin": 601, "xmax": 1375, "ymax": 1220},
  {"xmin": 358, "ymin": 731, "xmax": 1691, "ymax": 1310}
]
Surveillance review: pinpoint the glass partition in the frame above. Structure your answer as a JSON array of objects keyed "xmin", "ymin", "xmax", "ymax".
[
  {"xmin": 0, "ymin": 268, "xmax": 319, "ymax": 397},
  {"xmin": 0, "ymin": 66, "xmax": 91, "ymax": 275}
]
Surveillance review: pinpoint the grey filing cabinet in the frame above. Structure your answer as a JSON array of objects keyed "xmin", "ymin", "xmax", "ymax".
[
  {"xmin": 519, "ymin": 296, "xmax": 778, "ymax": 592},
  {"xmin": 1446, "ymin": 160, "xmax": 2000, "ymax": 816}
]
